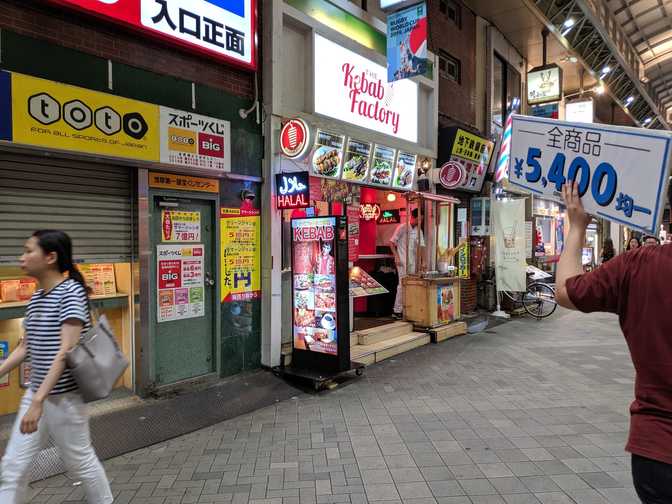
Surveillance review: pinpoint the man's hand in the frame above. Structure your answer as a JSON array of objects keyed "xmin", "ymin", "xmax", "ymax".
[
  {"xmin": 562, "ymin": 181, "xmax": 591, "ymax": 232},
  {"xmin": 20, "ymin": 400, "xmax": 43, "ymax": 434}
]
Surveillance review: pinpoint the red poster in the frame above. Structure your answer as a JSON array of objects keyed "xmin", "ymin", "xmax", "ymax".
[
  {"xmin": 347, "ymin": 205, "xmax": 360, "ymax": 262},
  {"xmin": 158, "ymin": 260, "xmax": 181, "ymax": 289}
]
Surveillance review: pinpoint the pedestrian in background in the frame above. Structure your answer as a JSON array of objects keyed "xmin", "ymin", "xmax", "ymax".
[
  {"xmin": 642, "ymin": 235, "xmax": 660, "ymax": 246},
  {"xmin": 0, "ymin": 230, "xmax": 113, "ymax": 504},
  {"xmin": 556, "ymin": 182, "xmax": 672, "ymax": 504},
  {"xmin": 600, "ymin": 238, "xmax": 615, "ymax": 263},
  {"xmin": 626, "ymin": 237, "xmax": 641, "ymax": 251}
]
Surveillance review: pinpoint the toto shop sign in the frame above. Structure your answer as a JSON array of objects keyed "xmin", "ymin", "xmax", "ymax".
[{"xmin": 313, "ymin": 34, "xmax": 418, "ymax": 143}]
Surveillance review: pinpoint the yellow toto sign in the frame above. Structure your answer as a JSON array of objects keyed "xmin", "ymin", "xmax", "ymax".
[{"xmin": 12, "ymin": 72, "xmax": 159, "ymax": 161}]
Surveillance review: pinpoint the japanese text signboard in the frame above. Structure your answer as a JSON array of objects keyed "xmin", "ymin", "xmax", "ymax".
[
  {"xmin": 160, "ymin": 106, "xmax": 231, "ymax": 171},
  {"xmin": 156, "ymin": 244, "xmax": 205, "ymax": 323},
  {"xmin": 161, "ymin": 211, "xmax": 201, "ymax": 242},
  {"xmin": 48, "ymin": 0, "xmax": 256, "ymax": 69},
  {"xmin": 149, "ymin": 172, "xmax": 219, "ymax": 193},
  {"xmin": 509, "ymin": 115, "xmax": 672, "ymax": 235},
  {"xmin": 220, "ymin": 207, "xmax": 260, "ymax": 302},
  {"xmin": 439, "ymin": 128, "xmax": 494, "ymax": 193}
]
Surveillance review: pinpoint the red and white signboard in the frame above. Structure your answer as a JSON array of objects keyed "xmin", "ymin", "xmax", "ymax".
[
  {"xmin": 439, "ymin": 161, "xmax": 464, "ymax": 189},
  {"xmin": 280, "ymin": 119, "xmax": 310, "ymax": 159},
  {"xmin": 157, "ymin": 244, "xmax": 205, "ymax": 323},
  {"xmin": 313, "ymin": 34, "xmax": 418, "ymax": 143},
  {"xmin": 48, "ymin": 0, "xmax": 257, "ymax": 70}
]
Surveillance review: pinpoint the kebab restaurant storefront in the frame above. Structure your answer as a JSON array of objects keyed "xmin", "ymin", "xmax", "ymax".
[{"xmin": 264, "ymin": 1, "xmax": 464, "ymax": 373}]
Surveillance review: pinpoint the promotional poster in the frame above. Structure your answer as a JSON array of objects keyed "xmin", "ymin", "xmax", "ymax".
[
  {"xmin": 387, "ymin": 3, "xmax": 427, "ymax": 82},
  {"xmin": 292, "ymin": 217, "xmax": 339, "ymax": 356}
]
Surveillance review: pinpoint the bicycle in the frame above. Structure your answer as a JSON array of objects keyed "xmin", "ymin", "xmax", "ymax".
[{"xmin": 500, "ymin": 270, "xmax": 558, "ymax": 319}]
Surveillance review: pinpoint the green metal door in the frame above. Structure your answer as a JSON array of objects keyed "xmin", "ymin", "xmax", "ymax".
[{"xmin": 151, "ymin": 194, "xmax": 216, "ymax": 385}]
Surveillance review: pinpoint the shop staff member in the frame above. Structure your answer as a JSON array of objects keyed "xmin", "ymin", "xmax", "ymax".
[
  {"xmin": 390, "ymin": 208, "xmax": 424, "ymax": 319},
  {"xmin": 556, "ymin": 182, "xmax": 672, "ymax": 503}
]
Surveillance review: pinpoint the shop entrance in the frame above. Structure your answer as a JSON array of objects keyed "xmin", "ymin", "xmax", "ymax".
[{"xmin": 150, "ymin": 194, "xmax": 217, "ymax": 386}]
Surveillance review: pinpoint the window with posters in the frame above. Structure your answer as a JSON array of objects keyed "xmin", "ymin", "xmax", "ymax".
[{"xmin": 291, "ymin": 217, "xmax": 338, "ymax": 356}]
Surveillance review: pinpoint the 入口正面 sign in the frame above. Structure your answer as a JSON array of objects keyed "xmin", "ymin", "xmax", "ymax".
[
  {"xmin": 276, "ymin": 172, "xmax": 310, "ymax": 209},
  {"xmin": 48, "ymin": 0, "xmax": 256, "ymax": 69},
  {"xmin": 156, "ymin": 244, "xmax": 205, "ymax": 323},
  {"xmin": 527, "ymin": 64, "xmax": 563, "ymax": 105},
  {"xmin": 9, "ymin": 71, "xmax": 159, "ymax": 161},
  {"xmin": 160, "ymin": 106, "xmax": 231, "ymax": 171},
  {"xmin": 509, "ymin": 115, "xmax": 672, "ymax": 235},
  {"xmin": 280, "ymin": 118, "xmax": 310, "ymax": 159},
  {"xmin": 313, "ymin": 34, "xmax": 418, "ymax": 143},
  {"xmin": 387, "ymin": 3, "xmax": 427, "ymax": 82}
]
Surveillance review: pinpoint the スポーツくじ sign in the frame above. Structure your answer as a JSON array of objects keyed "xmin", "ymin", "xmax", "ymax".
[
  {"xmin": 509, "ymin": 115, "xmax": 672, "ymax": 235},
  {"xmin": 48, "ymin": 0, "xmax": 256, "ymax": 69}
]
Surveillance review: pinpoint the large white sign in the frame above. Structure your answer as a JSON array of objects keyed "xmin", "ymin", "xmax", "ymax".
[
  {"xmin": 565, "ymin": 99, "xmax": 594, "ymax": 123},
  {"xmin": 509, "ymin": 115, "xmax": 672, "ymax": 235},
  {"xmin": 140, "ymin": 0, "xmax": 254, "ymax": 68},
  {"xmin": 313, "ymin": 34, "xmax": 419, "ymax": 143},
  {"xmin": 160, "ymin": 106, "xmax": 231, "ymax": 171}
]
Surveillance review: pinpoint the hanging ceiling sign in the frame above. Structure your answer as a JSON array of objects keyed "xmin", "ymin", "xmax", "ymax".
[
  {"xmin": 527, "ymin": 64, "xmax": 563, "ymax": 105},
  {"xmin": 565, "ymin": 99, "xmax": 594, "ymax": 123},
  {"xmin": 48, "ymin": 0, "xmax": 257, "ymax": 70},
  {"xmin": 276, "ymin": 172, "xmax": 310, "ymax": 209},
  {"xmin": 313, "ymin": 33, "xmax": 418, "ymax": 143},
  {"xmin": 280, "ymin": 118, "xmax": 311, "ymax": 159}
]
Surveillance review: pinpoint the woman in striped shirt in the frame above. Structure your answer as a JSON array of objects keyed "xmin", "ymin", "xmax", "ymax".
[{"xmin": 0, "ymin": 230, "xmax": 113, "ymax": 503}]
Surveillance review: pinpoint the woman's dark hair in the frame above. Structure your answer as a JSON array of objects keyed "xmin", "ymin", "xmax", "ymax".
[
  {"xmin": 626, "ymin": 237, "xmax": 640, "ymax": 251},
  {"xmin": 32, "ymin": 230, "xmax": 90, "ymax": 294},
  {"xmin": 602, "ymin": 238, "xmax": 615, "ymax": 261}
]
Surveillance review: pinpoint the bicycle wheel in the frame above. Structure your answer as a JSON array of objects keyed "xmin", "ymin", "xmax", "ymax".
[{"xmin": 522, "ymin": 282, "xmax": 557, "ymax": 319}]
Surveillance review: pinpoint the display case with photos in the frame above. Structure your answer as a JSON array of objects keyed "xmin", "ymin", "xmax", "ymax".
[{"xmin": 0, "ymin": 262, "xmax": 136, "ymax": 415}]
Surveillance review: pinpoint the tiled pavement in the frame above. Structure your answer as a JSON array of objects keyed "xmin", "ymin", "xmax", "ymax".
[{"xmin": 26, "ymin": 309, "xmax": 641, "ymax": 503}]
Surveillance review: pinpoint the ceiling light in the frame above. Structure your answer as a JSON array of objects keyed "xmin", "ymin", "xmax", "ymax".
[
  {"xmin": 568, "ymin": 56, "xmax": 578, "ymax": 63},
  {"xmin": 600, "ymin": 66, "xmax": 611, "ymax": 77},
  {"xmin": 387, "ymin": 192, "xmax": 397, "ymax": 203},
  {"xmin": 625, "ymin": 96, "xmax": 634, "ymax": 106},
  {"xmin": 561, "ymin": 18, "xmax": 575, "ymax": 36},
  {"xmin": 643, "ymin": 117, "xmax": 652, "ymax": 125},
  {"xmin": 593, "ymin": 84, "xmax": 605, "ymax": 95}
]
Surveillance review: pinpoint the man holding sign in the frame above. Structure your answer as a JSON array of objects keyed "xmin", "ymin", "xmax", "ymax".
[{"xmin": 556, "ymin": 182, "xmax": 672, "ymax": 503}]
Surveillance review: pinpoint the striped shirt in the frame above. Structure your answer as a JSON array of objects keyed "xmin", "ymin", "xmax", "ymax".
[{"xmin": 24, "ymin": 279, "xmax": 90, "ymax": 395}]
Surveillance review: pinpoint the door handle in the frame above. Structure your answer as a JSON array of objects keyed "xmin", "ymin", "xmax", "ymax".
[{"xmin": 205, "ymin": 272, "xmax": 215, "ymax": 287}]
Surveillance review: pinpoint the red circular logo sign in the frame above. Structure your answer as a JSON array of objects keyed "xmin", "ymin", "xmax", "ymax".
[
  {"xmin": 439, "ymin": 161, "xmax": 464, "ymax": 189},
  {"xmin": 280, "ymin": 119, "xmax": 310, "ymax": 159}
]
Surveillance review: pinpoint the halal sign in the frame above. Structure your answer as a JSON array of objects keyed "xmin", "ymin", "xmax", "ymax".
[
  {"xmin": 276, "ymin": 172, "xmax": 310, "ymax": 209},
  {"xmin": 439, "ymin": 161, "xmax": 464, "ymax": 189},
  {"xmin": 280, "ymin": 118, "xmax": 310, "ymax": 159}
]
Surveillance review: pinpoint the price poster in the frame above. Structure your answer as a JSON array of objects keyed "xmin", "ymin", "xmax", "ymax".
[
  {"xmin": 161, "ymin": 210, "xmax": 201, "ymax": 242},
  {"xmin": 509, "ymin": 115, "xmax": 672, "ymax": 235},
  {"xmin": 0, "ymin": 341, "xmax": 8, "ymax": 388},
  {"xmin": 220, "ymin": 207, "xmax": 261, "ymax": 302},
  {"xmin": 156, "ymin": 244, "xmax": 205, "ymax": 322}
]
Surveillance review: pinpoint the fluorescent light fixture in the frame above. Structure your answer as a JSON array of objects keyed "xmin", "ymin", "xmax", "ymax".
[
  {"xmin": 593, "ymin": 84, "xmax": 605, "ymax": 94},
  {"xmin": 625, "ymin": 96, "xmax": 634, "ymax": 106},
  {"xmin": 643, "ymin": 117, "xmax": 652, "ymax": 125},
  {"xmin": 561, "ymin": 18, "xmax": 575, "ymax": 36},
  {"xmin": 600, "ymin": 66, "xmax": 611, "ymax": 77}
]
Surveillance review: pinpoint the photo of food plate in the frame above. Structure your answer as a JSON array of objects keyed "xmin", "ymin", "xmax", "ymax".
[
  {"xmin": 294, "ymin": 308, "xmax": 315, "ymax": 327},
  {"xmin": 312, "ymin": 146, "xmax": 342, "ymax": 177},
  {"xmin": 295, "ymin": 290, "xmax": 314, "ymax": 310},
  {"xmin": 294, "ymin": 274, "xmax": 313, "ymax": 290},
  {"xmin": 370, "ymin": 159, "xmax": 393, "ymax": 185},
  {"xmin": 342, "ymin": 154, "xmax": 369, "ymax": 181},
  {"xmin": 314, "ymin": 274, "xmax": 335, "ymax": 291},
  {"xmin": 315, "ymin": 291, "xmax": 336, "ymax": 311},
  {"xmin": 395, "ymin": 166, "xmax": 413, "ymax": 188}
]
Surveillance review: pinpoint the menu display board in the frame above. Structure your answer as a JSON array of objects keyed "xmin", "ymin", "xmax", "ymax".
[
  {"xmin": 311, "ymin": 130, "xmax": 345, "ymax": 179},
  {"xmin": 349, "ymin": 267, "xmax": 389, "ymax": 297},
  {"xmin": 369, "ymin": 145, "xmax": 396, "ymax": 186},
  {"xmin": 347, "ymin": 205, "xmax": 360, "ymax": 262},
  {"xmin": 393, "ymin": 151, "xmax": 417, "ymax": 190},
  {"xmin": 292, "ymin": 217, "xmax": 339, "ymax": 355},
  {"xmin": 342, "ymin": 139, "xmax": 372, "ymax": 182},
  {"xmin": 157, "ymin": 244, "xmax": 205, "ymax": 323},
  {"xmin": 78, "ymin": 264, "xmax": 116, "ymax": 296}
]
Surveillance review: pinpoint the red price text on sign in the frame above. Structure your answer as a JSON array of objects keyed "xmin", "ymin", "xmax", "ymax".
[{"xmin": 158, "ymin": 260, "xmax": 182, "ymax": 289}]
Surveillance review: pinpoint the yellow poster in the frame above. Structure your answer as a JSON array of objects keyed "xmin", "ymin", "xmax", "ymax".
[
  {"xmin": 451, "ymin": 129, "xmax": 494, "ymax": 165},
  {"xmin": 220, "ymin": 207, "xmax": 261, "ymax": 303},
  {"xmin": 161, "ymin": 210, "xmax": 201, "ymax": 242},
  {"xmin": 458, "ymin": 242, "xmax": 470, "ymax": 279},
  {"xmin": 12, "ymin": 72, "xmax": 159, "ymax": 161}
]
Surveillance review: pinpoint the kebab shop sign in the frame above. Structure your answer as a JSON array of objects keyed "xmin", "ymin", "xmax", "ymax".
[{"xmin": 314, "ymin": 34, "xmax": 418, "ymax": 143}]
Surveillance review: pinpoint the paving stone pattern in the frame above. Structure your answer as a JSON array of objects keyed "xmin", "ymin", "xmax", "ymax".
[{"xmin": 26, "ymin": 310, "xmax": 641, "ymax": 503}]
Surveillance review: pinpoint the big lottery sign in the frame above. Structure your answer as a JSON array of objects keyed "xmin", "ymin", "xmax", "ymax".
[{"xmin": 509, "ymin": 115, "xmax": 672, "ymax": 235}]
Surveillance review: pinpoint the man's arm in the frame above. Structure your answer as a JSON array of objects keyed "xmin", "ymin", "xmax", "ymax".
[{"xmin": 556, "ymin": 182, "xmax": 591, "ymax": 309}]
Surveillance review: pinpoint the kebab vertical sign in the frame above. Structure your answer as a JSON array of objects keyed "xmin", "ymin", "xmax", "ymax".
[{"xmin": 509, "ymin": 115, "xmax": 672, "ymax": 235}]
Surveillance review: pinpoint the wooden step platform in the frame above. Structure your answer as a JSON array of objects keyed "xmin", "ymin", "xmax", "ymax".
[
  {"xmin": 428, "ymin": 321, "xmax": 468, "ymax": 343},
  {"xmin": 352, "ymin": 321, "xmax": 414, "ymax": 346},
  {"xmin": 351, "ymin": 331, "xmax": 431, "ymax": 365}
]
